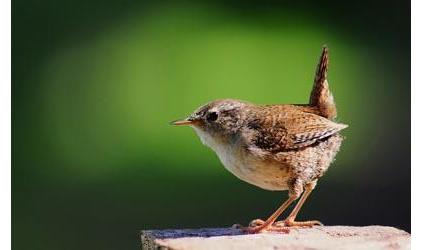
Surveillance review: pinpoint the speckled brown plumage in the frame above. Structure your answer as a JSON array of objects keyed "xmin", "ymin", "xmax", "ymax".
[
  {"xmin": 245, "ymin": 104, "xmax": 346, "ymax": 152},
  {"xmin": 172, "ymin": 46, "xmax": 347, "ymax": 233}
]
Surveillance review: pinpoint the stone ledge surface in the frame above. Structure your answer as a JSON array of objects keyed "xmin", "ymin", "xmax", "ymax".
[{"xmin": 140, "ymin": 225, "xmax": 410, "ymax": 250}]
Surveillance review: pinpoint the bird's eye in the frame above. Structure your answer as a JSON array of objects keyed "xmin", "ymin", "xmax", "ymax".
[{"xmin": 206, "ymin": 112, "xmax": 219, "ymax": 122}]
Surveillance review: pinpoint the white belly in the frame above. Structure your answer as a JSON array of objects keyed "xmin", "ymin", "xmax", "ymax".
[{"xmin": 193, "ymin": 128, "xmax": 290, "ymax": 191}]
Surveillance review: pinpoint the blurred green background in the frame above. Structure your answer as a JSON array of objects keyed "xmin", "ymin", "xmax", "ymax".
[{"xmin": 13, "ymin": 1, "xmax": 409, "ymax": 249}]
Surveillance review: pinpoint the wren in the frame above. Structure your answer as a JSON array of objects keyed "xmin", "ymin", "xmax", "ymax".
[{"xmin": 171, "ymin": 46, "xmax": 347, "ymax": 233}]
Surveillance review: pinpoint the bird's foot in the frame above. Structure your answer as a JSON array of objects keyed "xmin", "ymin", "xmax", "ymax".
[
  {"xmin": 283, "ymin": 217, "xmax": 323, "ymax": 228},
  {"xmin": 248, "ymin": 218, "xmax": 285, "ymax": 227},
  {"xmin": 232, "ymin": 218, "xmax": 323, "ymax": 233},
  {"xmin": 232, "ymin": 219, "xmax": 290, "ymax": 234}
]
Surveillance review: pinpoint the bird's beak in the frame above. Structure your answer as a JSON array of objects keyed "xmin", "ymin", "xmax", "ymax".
[{"xmin": 170, "ymin": 118, "xmax": 196, "ymax": 126}]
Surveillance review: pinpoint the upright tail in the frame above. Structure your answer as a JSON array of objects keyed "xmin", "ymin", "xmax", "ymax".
[{"xmin": 309, "ymin": 45, "xmax": 337, "ymax": 120}]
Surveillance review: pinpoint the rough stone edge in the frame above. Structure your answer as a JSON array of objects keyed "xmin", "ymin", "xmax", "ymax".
[
  {"xmin": 140, "ymin": 231, "xmax": 160, "ymax": 250},
  {"xmin": 140, "ymin": 228, "xmax": 242, "ymax": 250},
  {"xmin": 140, "ymin": 226, "xmax": 410, "ymax": 250}
]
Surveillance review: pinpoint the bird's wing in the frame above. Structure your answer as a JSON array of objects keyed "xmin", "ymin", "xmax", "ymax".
[{"xmin": 245, "ymin": 106, "xmax": 347, "ymax": 153}]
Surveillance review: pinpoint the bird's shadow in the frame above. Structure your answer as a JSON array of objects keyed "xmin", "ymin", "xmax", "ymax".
[{"xmin": 141, "ymin": 227, "xmax": 246, "ymax": 240}]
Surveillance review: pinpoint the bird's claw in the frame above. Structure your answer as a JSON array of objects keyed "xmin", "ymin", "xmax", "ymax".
[
  {"xmin": 284, "ymin": 219, "xmax": 323, "ymax": 228},
  {"xmin": 233, "ymin": 219, "xmax": 290, "ymax": 234},
  {"xmin": 249, "ymin": 218, "xmax": 286, "ymax": 227},
  {"xmin": 233, "ymin": 218, "xmax": 323, "ymax": 234},
  {"xmin": 244, "ymin": 224, "xmax": 290, "ymax": 234},
  {"xmin": 248, "ymin": 219, "xmax": 265, "ymax": 227}
]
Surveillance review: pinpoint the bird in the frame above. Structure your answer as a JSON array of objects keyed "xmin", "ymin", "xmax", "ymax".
[{"xmin": 171, "ymin": 46, "xmax": 347, "ymax": 233}]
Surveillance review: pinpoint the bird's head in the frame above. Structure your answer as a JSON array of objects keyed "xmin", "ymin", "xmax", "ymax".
[{"xmin": 171, "ymin": 99, "xmax": 249, "ymax": 139}]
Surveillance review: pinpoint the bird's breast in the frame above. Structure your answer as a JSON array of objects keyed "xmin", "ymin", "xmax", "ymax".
[{"xmin": 193, "ymin": 127, "xmax": 291, "ymax": 191}]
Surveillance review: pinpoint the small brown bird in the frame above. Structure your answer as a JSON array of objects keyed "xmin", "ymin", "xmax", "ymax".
[{"xmin": 171, "ymin": 46, "xmax": 347, "ymax": 233}]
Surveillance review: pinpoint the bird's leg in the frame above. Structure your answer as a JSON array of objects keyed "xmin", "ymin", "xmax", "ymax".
[
  {"xmin": 241, "ymin": 194, "xmax": 298, "ymax": 233},
  {"xmin": 283, "ymin": 181, "xmax": 323, "ymax": 228}
]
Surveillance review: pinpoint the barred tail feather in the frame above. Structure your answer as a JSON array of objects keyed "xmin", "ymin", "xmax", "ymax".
[{"xmin": 309, "ymin": 45, "xmax": 337, "ymax": 120}]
